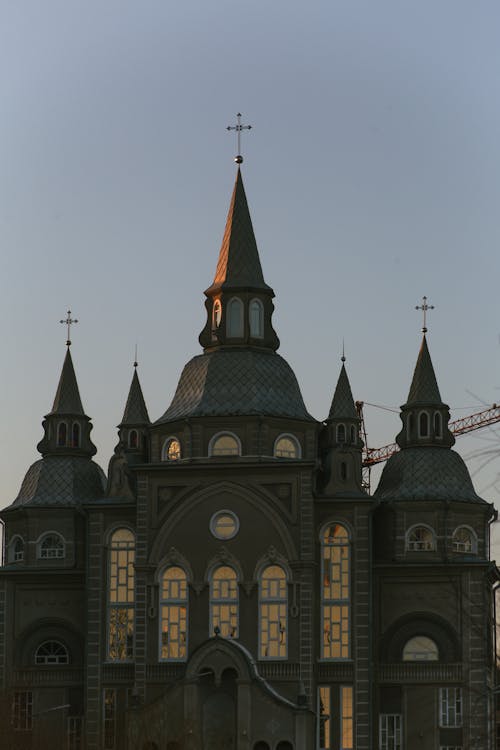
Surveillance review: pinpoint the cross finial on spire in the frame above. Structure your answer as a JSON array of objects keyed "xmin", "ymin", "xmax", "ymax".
[
  {"xmin": 415, "ymin": 296, "xmax": 434, "ymax": 333},
  {"xmin": 227, "ymin": 113, "xmax": 252, "ymax": 164},
  {"xmin": 60, "ymin": 309, "xmax": 78, "ymax": 346}
]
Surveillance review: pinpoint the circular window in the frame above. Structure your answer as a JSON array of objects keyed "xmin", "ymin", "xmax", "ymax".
[{"xmin": 210, "ymin": 511, "xmax": 239, "ymax": 540}]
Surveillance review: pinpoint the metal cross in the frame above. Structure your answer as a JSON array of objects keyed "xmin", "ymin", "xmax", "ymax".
[
  {"xmin": 60, "ymin": 309, "xmax": 78, "ymax": 346},
  {"xmin": 415, "ymin": 296, "xmax": 434, "ymax": 333},
  {"xmin": 226, "ymin": 113, "xmax": 252, "ymax": 164}
]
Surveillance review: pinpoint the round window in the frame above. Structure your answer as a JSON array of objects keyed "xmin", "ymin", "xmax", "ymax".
[{"xmin": 210, "ymin": 511, "xmax": 239, "ymax": 540}]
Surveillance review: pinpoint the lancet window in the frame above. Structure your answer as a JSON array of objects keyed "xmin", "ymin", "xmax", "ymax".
[
  {"xmin": 72, "ymin": 422, "xmax": 80, "ymax": 448},
  {"xmin": 11, "ymin": 536, "xmax": 24, "ymax": 562},
  {"xmin": 249, "ymin": 298, "xmax": 264, "ymax": 337},
  {"xmin": 321, "ymin": 524, "xmax": 350, "ymax": 659},
  {"xmin": 259, "ymin": 565, "xmax": 287, "ymax": 658},
  {"xmin": 162, "ymin": 437, "xmax": 181, "ymax": 461},
  {"xmin": 160, "ymin": 567, "xmax": 188, "ymax": 661},
  {"xmin": 57, "ymin": 421, "xmax": 68, "ymax": 447},
  {"xmin": 107, "ymin": 528, "xmax": 135, "ymax": 661},
  {"xmin": 227, "ymin": 297, "xmax": 244, "ymax": 338},
  {"xmin": 210, "ymin": 565, "xmax": 238, "ymax": 638}
]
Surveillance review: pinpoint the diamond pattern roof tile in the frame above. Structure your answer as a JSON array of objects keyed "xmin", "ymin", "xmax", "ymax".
[
  {"xmin": 121, "ymin": 369, "xmax": 150, "ymax": 425},
  {"xmin": 50, "ymin": 348, "xmax": 85, "ymax": 415},
  {"xmin": 328, "ymin": 363, "xmax": 358, "ymax": 420},
  {"xmin": 406, "ymin": 335, "xmax": 442, "ymax": 405},
  {"xmin": 11, "ymin": 456, "xmax": 106, "ymax": 507}
]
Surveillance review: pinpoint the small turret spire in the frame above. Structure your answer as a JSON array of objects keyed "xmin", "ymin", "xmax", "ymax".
[{"xmin": 120, "ymin": 364, "xmax": 150, "ymax": 426}]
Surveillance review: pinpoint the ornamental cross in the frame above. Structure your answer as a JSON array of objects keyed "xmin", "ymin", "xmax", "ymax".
[
  {"xmin": 60, "ymin": 309, "xmax": 78, "ymax": 346},
  {"xmin": 226, "ymin": 113, "xmax": 252, "ymax": 164},
  {"xmin": 415, "ymin": 296, "xmax": 434, "ymax": 333}
]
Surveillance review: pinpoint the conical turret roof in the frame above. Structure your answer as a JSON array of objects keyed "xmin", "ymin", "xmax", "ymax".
[
  {"xmin": 50, "ymin": 348, "xmax": 84, "ymax": 415},
  {"xmin": 206, "ymin": 168, "xmax": 272, "ymax": 294},
  {"xmin": 120, "ymin": 368, "xmax": 150, "ymax": 425},
  {"xmin": 406, "ymin": 335, "xmax": 441, "ymax": 405},
  {"xmin": 328, "ymin": 363, "xmax": 358, "ymax": 420}
]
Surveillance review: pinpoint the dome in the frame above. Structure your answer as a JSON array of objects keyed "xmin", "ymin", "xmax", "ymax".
[
  {"xmin": 156, "ymin": 349, "xmax": 314, "ymax": 423},
  {"xmin": 374, "ymin": 447, "xmax": 484, "ymax": 504},
  {"xmin": 12, "ymin": 456, "xmax": 106, "ymax": 507}
]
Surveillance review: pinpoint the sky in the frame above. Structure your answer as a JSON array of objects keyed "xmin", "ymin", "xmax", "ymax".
[{"xmin": 1, "ymin": 1, "xmax": 500, "ymax": 548}]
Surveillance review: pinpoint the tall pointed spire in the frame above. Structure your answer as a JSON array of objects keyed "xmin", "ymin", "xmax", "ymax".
[
  {"xmin": 120, "ymin": 366, "xmax": 150, "ymax": 426},
  {"xmin": 199, "ymin": 168, "xmax": 279, "ymax": 352},
  {"xmin": 406, "ymin": 335, "xmax": 441, "ymax": 405},
  {"xmin": 50, "ymin": 348, "xmax": 85, "ymax": 415},
  {"xmin": 328, "ymin": 363, "xmax": 358, "ymax": 421},
  {"xmin": 206, "ymin": 169, "xmax": 271, "ymax": 295}
]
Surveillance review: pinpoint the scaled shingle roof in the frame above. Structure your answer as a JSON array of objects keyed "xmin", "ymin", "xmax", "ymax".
[
  {"xmin": 374, "ymin": 447, "xmax": 485, "ymax": 504},
  {"xmin": 121, "ymin": 369, "xmax": 150, "ymax": 425},
  {"xmin": 328, "ymin": 363, "xmax": 358, "ymax": 420},
  {"xmin": 406, "ymin": 335, "xmax": 442, "ymax": 405},
  {"xmin": 50, "ymin": 348, "xmax": 84, "ymax": 415},
  {"xmin": 156, "ymin": 349, "xmax": 314, "ymax": 422},
  {"xmin": 12, "ymin": 456, "xmax": 106, "ymax": 507}
]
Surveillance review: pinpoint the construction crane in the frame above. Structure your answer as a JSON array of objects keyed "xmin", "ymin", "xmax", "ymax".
[{"xmin": 355, "ymin": 402, "xmax": 500, "ymax": 492}]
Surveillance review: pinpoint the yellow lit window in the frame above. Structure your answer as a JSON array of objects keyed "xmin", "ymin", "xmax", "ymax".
[
  {"xmin": 160, "ymin": 566, "xmax": 188, "ymax": 661},
  {"xmin": 259, "ymin": 565, "xmax": 287, "ymax": 659},
  {"xmin": 210, "ymin": 566, "xmax": 238, "ymax": 638}
]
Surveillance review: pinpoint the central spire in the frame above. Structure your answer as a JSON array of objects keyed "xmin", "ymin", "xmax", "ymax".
[{"xmin": 199, "ymin": 168, "xmax": 279, "ymax": 352}]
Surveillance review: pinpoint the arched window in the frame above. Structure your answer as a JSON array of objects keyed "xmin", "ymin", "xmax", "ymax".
[
  {"xmin": 227, "ymin": 297, "xmax": 244, "ymax": 338},
  {"xmin": 209, "ymin": 432, "xmax": 241, "ymax": 457},
  {"xmin": 434, "ymin": 411, "xmax": 442, "ymax": 438},
  {"xmin": 213, "ymin": 300, "xmax": 222, "ymax": 329},
  {"xmin": 162, "ymin": 437, "xmax": 181, "ymax": 461},
  {"xmin": 249, "ymin": 299, "xmax": 264, "ymax": 338},
  {"xmin": 210, "ymin": 566, "xmax": 238, "ymax": 638},
  {"xmin": 419, "ymin": 411, "xmax": 429, "ymax": 438},
  {"xmin": 406, "ymin": 525, "xmax": 436, "ymax": 552},
  {"xmin": 274, "ymin": 434, "xmax": 301, "ymax": 459},
  {"xmin": 72, "ymin": 422, "xmax": 80, "ymax": 448},
  {"xmin": 160, "ymin": 567, "xmax": 188, "ymax": 661},
  {"xmin": 350, "ymin": 425, "xmax": 356, "ymax": 443},
  {"xmin": 402, "ymin": 636, "xmax": 439, "ymax": 662},
  {"xmin": 336, "ymin": 424, "xmax": 346, "ymax": 443},
  {"xmin": 407, "ymin": 413, "xmax": 414, "ymax": 439},
  {"xmin": 11, "ymin": 537, "xmax": 24, "ymax": 563},
  {"xmin": 57, "ymin": 422, "xmax": 67, "ymax": 447},
  {"xmin": 259, "ymin": 565, "xmax": 287, "ymax": 659},
  {"xmin": 452, "ymin": 526, "xmax": 477, "ymax": 554},
  {"xmin": 128, "ymin": 430, "xmax": 138, "ymax": 449},
  {"xmin": 38, "ymin": 533, "xmax": 65, "ymax": 559},
  {"xmin": 321, "ymin": 524, "xmax": 350, "ymax": 659},
  {"xmin": 108, "ymin": 528, "xmax": 135, "ymax": 661},
  {"xmin": 35, "ymin": 640, "xmax": 69, "ymax": 665}
]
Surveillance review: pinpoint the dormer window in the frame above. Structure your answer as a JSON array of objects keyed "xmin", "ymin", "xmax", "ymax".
[
  {"xmin": 57, "ymin": 422, "xmax": 67, "ymax": 447},
  {"xmin": 419, "ymin": 411, "xmax": 429, "ymax": 438},
  {"xmin": 434, "ymin": 411, "xmax": 442, "ymax": 438},
  {"xmin": 38, "ymin": 533, "xmax": 65, "ymax": 559},
  {"xmin": 162, "ymin": 437, "xmax": 181, "ymax": 461},
  {"xmin": 209, "ymin": 432, "xmax": 241, "ymax": 457},
  {"xmin": 406, "ymin": 525, "xmax": 435, "ymax": 552},
  {"xmin": 336, "ymin": 424, "xmax": 346, "ymax": 443},
  {"xmin": 249, "ymin": 299, "xmax": 264, "ymax": 338},
  {"xmin": 129, "ymin": 430, "xmax": 138, "ymax": 449},
  {"xmin": 227, "ymin": 297, "xmax": 244, "ymax": 338},
  {"xmin": 274, "ymin": 434, "xmax": 301, "ymax": 459},
  {"xmin": 72, "ymin": 422, "xmax": 80, "ymax": 448}
]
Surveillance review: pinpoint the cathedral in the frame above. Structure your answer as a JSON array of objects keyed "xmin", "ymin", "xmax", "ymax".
[{"xmin": 0, "ymin": 165, "xmax": 498, "ymax": 750}]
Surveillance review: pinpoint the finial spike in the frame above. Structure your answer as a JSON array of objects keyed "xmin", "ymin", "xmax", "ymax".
[
  {"xmin": 341, "ymin": 339, "xmax": 346, "ymax": 363},
  {"xmin": 227, "ymin": 112, "xmax": 252, "ymax": 164},
  {"xmin": 415, "ymin": 296, "xmax": 435, "ymax": 333},
  {"xmin": 60, "ymin": 309, "xmax": 78, "ymax": 347},
  {"xmin": 134, "ymin": 344, "xmax": 138, "ymax": 369}
]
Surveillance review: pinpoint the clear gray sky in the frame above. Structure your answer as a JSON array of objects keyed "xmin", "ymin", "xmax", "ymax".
[{"xmin": 1, "ymin": 2, "xmax": 500, "ymax": 546}]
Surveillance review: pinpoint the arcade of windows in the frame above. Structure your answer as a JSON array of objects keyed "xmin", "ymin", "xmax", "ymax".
[
  {"xmin": 405, "ymin": 524, "xmax": 477, "ymax": 554},
  {"xmin": 57, "ymin": 420, "xmax": 81, "ymax": 448},
  {"xmin": 160, "ymin": 432, "xmax": 301, "ymax": 461},
  {"xmin": 211, "ymin": 297, "xmax": 264, "ymax": 339}
]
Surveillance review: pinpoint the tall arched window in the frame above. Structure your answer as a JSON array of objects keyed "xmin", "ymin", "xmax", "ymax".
[
  {"xmin": 321, "ymin": 524, "xmax": 350, "ymax": 659},
  {"xmin": 108, "ymin": 528, "xmax": 135, "ymax": 661},
  {"xmin": 210, "ymin": 566, "xmax": 238, "ymax": 638},
  {"xmin": 213, "ymin": 300, "xmax": 222, "ymax": 329},
  {"xmin": 160, "ymin": 567, "xmax": 188, "ymax": 661},
  {"xmin": 249, "ymin": 299, "xmax": 264, "ymax": 338},
  {"xmin": 419, "ymin": 411, "xmax": 429, "ymax": 438},
  {"xmin": 38, "ymin": 533, "xmax": 65, "ymax": 559},
  {"xmin": 72, "ymin": 422, "xmax": 80, "ymax": 448},
  {"xmin": 129, "ymin": 430, "xmax": 138, "ymax": 449},
  {"xmin": 227, "ymin": 297, "xmax": 244, "ymax": 338},
  {"xmin": 259, "ymin": 565, "xmax": 287, "ymax": 658},
  {"xmin": 336, "ymin": 424, "xmax": 346, "ymax": 443},
  {"xmin": 35, "ymin": 640, "xmax": 69, "ymax": 665},
  {"xmin": 434, "ymin": 411, "xmax": 442, "ymax": 438},
  {"xmin": 57, "ymin": 422, "xmax": 67, "ymax": 447},
  {"xmin": 11, "ymin": 537, "xmax": 24, "ymax": 563}
]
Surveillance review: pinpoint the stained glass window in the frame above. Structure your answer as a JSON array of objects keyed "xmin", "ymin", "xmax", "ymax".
[
  {"xmin": 210, "ymin": 566, "xmax": 238, "ymax": 638},
  {"xmin": 160, "ymin": 567, "xmax": 188, "ymax": 660},
  {"xmin": 321, "ymin": 524, "xmax": 350, "ymax": 659},
  {"xmin": 108, "ymin": 529, "xmax": 135, "ymax": 661},
  {"xmin": 259, "ymin": 565, "xmax": 287, "ymax": 658}
]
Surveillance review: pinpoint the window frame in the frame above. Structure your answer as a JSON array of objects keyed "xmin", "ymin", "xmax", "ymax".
[
  {"xmin": 209, "ymin": 432, "xmax": 241, "ymax": 457},
  {"xmin": 406, "ymin": 524, "xmax": 436, "ymax": 552},
  {"xmin": 159, "ymin": 566, "xmax": 188, "ymax": 662},
  {"xmin": 210, "ymin": 510, "xmax": 240, "ymax": 541},
  {"xmin": 37, "ymin": 532, "xmax": 66, "ymax": 560},
  {"xmin": 9, "ymin": 535, "xmax": 24, "ymax": 563},
  {"xmin": 209, "ymin": 564, "xmax": 239, "ymax": 639},
  {"xmin": 439, "ymin": 687, "xmax": 463, "ymax": 728},
  {"xmin": 226, "ymin": 296, "xmax": 244, "ymax": 338},
  {"xmin": 12, "ymin": 691, "xmax": 33, "ymax": 731},
  {"xmin": 107, "ymin": 528, "xmax": 135, "ymax": 662},
  {"xmin": 34, "ymin": 639, "xmax": 69, "ymax": 665},
  {"xmin": 161, "ymin": 436, "xmax": 181, "ymax": 462},
  {"xmin": 258, "ymin": 564, "xmax": 288, "ymax": 660},
  {"xmin": 273, "ymin": 433, "xmax": 301, "ymax": 459},
  {"xmin": 452, "ymin": 525, "xmax": 477, "ymax": 554},
  {"xmin": 379, "ymin": 714, "xmax": 402, "ymax": 750},
  {"xmin": 321, "ymin": 523, "xmax": 351, "ymax": 660},
  {"xmin": 249, "ymin": 298, "xmax": 264, "ymax": 338}
]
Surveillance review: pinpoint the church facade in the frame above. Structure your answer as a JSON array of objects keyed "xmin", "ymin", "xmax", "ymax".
[{"xmin": 0, "ymin": 168, "xmax": 498, "ymax": 750}]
